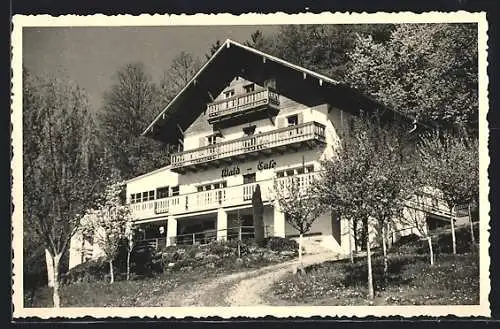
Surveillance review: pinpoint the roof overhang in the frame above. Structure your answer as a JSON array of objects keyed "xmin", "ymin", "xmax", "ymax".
[{"xmin": 142, "ymin": 39, "xmax": 429, "ymax": 144}]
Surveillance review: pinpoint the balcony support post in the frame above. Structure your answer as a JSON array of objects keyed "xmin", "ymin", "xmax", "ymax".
[
  {"xmin": 273, "ymin": 203, "xmax": 286, "ymax": 238},
  {"xmin": 217, "ymin": 208, "xmax": 228, "ymax": 241},
  {"xmin": 166, "ymin": 216, "xmax": 177, "ymax": 247}
]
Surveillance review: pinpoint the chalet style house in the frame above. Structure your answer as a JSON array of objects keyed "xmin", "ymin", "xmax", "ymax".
[{"xmin": 68, "ymin": 40, "xmax": 461, "ymax": 268}]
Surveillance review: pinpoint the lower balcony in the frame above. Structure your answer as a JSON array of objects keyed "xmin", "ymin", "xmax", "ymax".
[
  {"xmin": 170, "ymin": 121, "xmax": 326, "ymax": 173},
  {"xmin": 130, "ymin": 173, "xmax": 317, "ymax": 220}
]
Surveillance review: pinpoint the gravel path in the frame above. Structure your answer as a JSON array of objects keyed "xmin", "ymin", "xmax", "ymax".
[{"xmin": 161, "ymin": 252, "xmax": 344, "ymax": 307}]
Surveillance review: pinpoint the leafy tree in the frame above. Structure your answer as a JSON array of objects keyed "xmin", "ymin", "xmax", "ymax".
[
  {"xmin": 273, "ymin": 174, "xmax": 325, "ymax": 272},
  {"xmin": 251, "ymin": 184, "xmax": 265, "ymax": 247},
  {"xmin": 419, "ymin": 132, "xmax": 479, "ymax": 254},
  {"xmin": 252, "ymin": 25, "xmax": 393, "ymax": 80},
  {"xmin": 346, "ymin": 23, "xmax": 478, "ymax": 134},
  {"xmin": 80, "ymin": 182, "xmax": 134, "ymax": 283},
  {"xmin": 99, "ymin": 62, "xmax": 170, "ymax": 179},
  {"xmin": 23, "ymin": 69, "xmax": 105, "ymax": 307}
]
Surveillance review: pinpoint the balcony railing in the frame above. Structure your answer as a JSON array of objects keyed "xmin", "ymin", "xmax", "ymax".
[
  {"xmin": 171, "ymin": 121, "xmax": 326, "ymax": 172},
  {"xmin": 130, "ymin": 172, "xmax": 318, "ymax": 220},
  {"xmin": 206, "ymin": 88, "xmax": 280, "ymax": 123}
]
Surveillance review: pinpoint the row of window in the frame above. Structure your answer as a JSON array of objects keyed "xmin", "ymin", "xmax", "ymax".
[
  {"xmin": 130, "ymin": 166, "xmax": 314, "ymax": 204},
  {"xmin": 223, "ymin": 84, "xmax": 255, "ymax": 99},
  {"xmin": 200, "ymin": 113, "xmax": 303, "ymax": 147},
  {"xmin": 130, "ymin": 185, "xmax": 179, "ymax": 204},
  {"xmin": 276, "ymin": 165, "xmax": 315, "ymax": 178},
  {"xmin": 197, "ymin": 181, "xmax": 227, "ymax": 192}
]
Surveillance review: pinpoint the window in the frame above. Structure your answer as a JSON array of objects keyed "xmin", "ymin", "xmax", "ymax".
[
  {"xmin": 130, "ymin": 193, "xmax": 140, "ymax": 204},
  {"xmin": 207, "ymin": 135, "xmax": 218, "ymax": 145},
  {"xmin": 244, "ymin": 84, "xmax": 255, "ymax": 93},
  {"xmin": 305, "ymin": 165, "xmax": 314, "ymax": 173},
  {"xmin": 243, "ymin": 173, "xmax": 256, "ymax": 184},
  {"xmin": 140, "ymin": 191, "xmax": 154, "ymax": 202},
  {"xmin": 243, "ymin": 125, "xmax": 256, "ymax": 136},
  {"xmin": 296, "ymin": 167, "xmax": 305, "ymax": 175},
  {"xmin": 287, "ymin": 114, "xmax": 298, "ymax": 126},
  {"xmin": 224, "ymin": 89, "xmax": 235, "ymax": 99},
  {"xmin": 276, "ymin": 171, "xmax": 285, "ymax": 178},
  {"xmin": 156, "ymin": 186, "xmax": 169, "ymax": 199},
  {"xmin": 197, "ymin": 181, "xmax": 227, "ymax": 192},
  {"xmin": 171, "ymin": 186, "xmax": 180, "ymax": 196}
]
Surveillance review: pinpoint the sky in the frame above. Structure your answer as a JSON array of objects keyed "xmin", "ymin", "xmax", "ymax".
[{"xmin": 22, "ymin": 25, "xmax": 279, "ymax": 112}]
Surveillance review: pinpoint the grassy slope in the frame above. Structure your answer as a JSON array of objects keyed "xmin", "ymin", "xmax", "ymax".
[
  {"xmin": 268, "ymin": 227, "xmax": 479, "ymax": 306},
  {"xmin": 26, "ymin": 240, "xmax": 297, "ymax": 308}
]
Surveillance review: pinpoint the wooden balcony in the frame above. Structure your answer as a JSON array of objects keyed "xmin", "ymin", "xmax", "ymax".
[
  {"xmin": 130, "ymin": 173, "xmax": 318, "ymax": 220},
  {"xmin": 171, "ymin": 121, "xmax": 326, "ymax": 173},
  {"xmin": 206, "ymin": 88, "xmax": 280, "ymax": 124}
]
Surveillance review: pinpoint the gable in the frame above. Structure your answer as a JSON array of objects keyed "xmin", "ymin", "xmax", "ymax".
[{"xmin": 143, "ymin": 40, "xmax": 420, "ymax": 144}]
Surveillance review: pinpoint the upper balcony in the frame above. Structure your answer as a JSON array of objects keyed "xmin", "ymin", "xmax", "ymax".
[
  {"xmin": 170, "ymin": 121, "xmax": 327, "ymax": 173},
  {"xmin": 206, "ymin": 88, "xmax": 280, "ymax": 125}
]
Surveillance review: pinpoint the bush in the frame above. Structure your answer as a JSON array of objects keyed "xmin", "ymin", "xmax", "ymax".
[
  {"xmin": 61, "ymin": 257, "xmax": 110, "ymax": 284},
  {"xmin": 264, "ymin": 237, "xmax": 298, "ymax": 253}
]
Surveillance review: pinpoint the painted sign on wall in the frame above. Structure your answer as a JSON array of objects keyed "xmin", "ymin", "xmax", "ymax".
[{"xmin": 221, "ymin": 159, "xmax": 277, "ymax": 177}]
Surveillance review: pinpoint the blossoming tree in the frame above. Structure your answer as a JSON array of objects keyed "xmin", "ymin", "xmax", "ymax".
[{"xmin": 81, "ymin": 182, "xmax": 134, "ymax": 283}]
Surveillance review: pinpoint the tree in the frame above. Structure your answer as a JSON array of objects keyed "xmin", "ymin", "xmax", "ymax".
[
  {"xmin": 80, "ymin": 182, "xmax": 134, "ymax": 284},
  {"xmin": 317, "ymin": 114, "xmax": 416, "ymax": 297},
  {"xmin": 205, "ymin": 40, "xmax": 222, "ymax": 60},
  {"xmin": 273, "ymin": 174, "xmax": 325, "ymax": 272},
  {"xmin": 99, "ymin": 62, "xmax": 170, "ymax": 179},
  {"xmin": 251, "ymin": 185, "xmax": 265, "ymax": 247},
  {"xmin": 23, "ymin": 69, "xmax": 105, "ymax": 307},
  {"xmin": 419, "ymin": 133, "xmax": 479, "ymax": 254},
  {"xmin": 346, "ymin": 24, "xmax": 478, "ymax": 134},
  {"xmin": 245, "ymin": 30, "xmax": 274, "ymax": 52},
  {"xmin": 161, "ymin": 51, "xmax": 202, "ymax": 102},
  {"xmin": 399, "ymin": 193, "xmax": 436, "ymax": 265},
  {"xmin": 251, "ymin": 25, "xmax": 394, "ymax": 80}
]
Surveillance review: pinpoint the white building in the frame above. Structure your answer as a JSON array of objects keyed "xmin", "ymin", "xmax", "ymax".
[{"xmin": 69, "ymin": 40, "xmax": 459, "ymax": 268}]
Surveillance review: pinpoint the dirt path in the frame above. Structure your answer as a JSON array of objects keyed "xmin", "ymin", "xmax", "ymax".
[{"xmin": 161, "ymin": 252, "xmax": 344, "ymax": 307}]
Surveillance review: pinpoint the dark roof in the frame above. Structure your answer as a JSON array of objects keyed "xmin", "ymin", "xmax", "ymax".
[{"xmin": 143, "ymin": 39, "xmax": 426, "ymax": 143}]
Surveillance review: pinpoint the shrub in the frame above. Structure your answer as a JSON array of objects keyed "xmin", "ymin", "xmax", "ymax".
[
  {"xmin": 61, "ymin": 257, "xmax": 110, "ymax": 284},
  {"xmin": 264, "ymin": 237, "xmax": 298, "ymax": 253}
]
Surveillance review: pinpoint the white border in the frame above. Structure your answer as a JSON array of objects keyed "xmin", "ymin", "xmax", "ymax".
[{"xmin": 11, "ymin": 12, "xmax": 490, "ymax": 319}]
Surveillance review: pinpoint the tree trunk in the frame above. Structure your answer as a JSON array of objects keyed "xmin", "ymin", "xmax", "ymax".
[
  {"xmin": 109, "ymin": 260, "xmax": 114, "ymax": 284},
  {"xmin": 298, "ymin": 233, "xmax": 303, "ymax": 272},
  {"xmin": 450, "ymin": 206, "xmax": 457, "ymax": 255},
  {"xmin": 427, "ymin": 236, "xmax": 434, "ymax": 266},
  {"xmin": 349, "ymin": 218, "xmax": 354, "ymax": 263},
  {"xmin": 126, "ymin": 249, "xmax": 131, "ymax": 281},
  {"xmin": 468, "ymin": 204, "xmax": 476, "ymax": 245},
  {"xmin": 353, "ymin": 219, "xmax": 358, "ymax": 252},
  {"xmin": 382, "ymin": 224, "xmax": 388, "ymax": 281},
  {"xmin": 366, "ymin": 233, "xmax": 374, "ymax": 300},
  {"xmin": 51, "ymin": 253, "xmax": 62, "ymax": 308}
]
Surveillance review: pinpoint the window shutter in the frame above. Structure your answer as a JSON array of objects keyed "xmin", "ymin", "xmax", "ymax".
[
  {"xmin": 277, "ymin": 117, "xmax": 285, "ymax": 128},
  {"xmin": 297, "ymin": 112, "xmax": 304, "ymax": 125}
]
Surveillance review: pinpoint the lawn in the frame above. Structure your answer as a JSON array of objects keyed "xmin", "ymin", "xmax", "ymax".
[{"xmin": 268, "ymin": 227, "xmax": 480, "ymax": 306}]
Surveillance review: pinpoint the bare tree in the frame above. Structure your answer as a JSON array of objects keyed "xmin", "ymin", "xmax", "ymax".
[
  {"xmin": 23, "ymin": 69, "xmax": 105, "ymax": 307},
  {"xmin": 272, "ymin": 174, "xmax": 325, "ymax": 272}
]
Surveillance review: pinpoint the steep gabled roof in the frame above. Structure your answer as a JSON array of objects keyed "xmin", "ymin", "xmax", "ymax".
[{"xmin": 143, "ymin": 39, "xmax": 422, "ymax": 143}]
